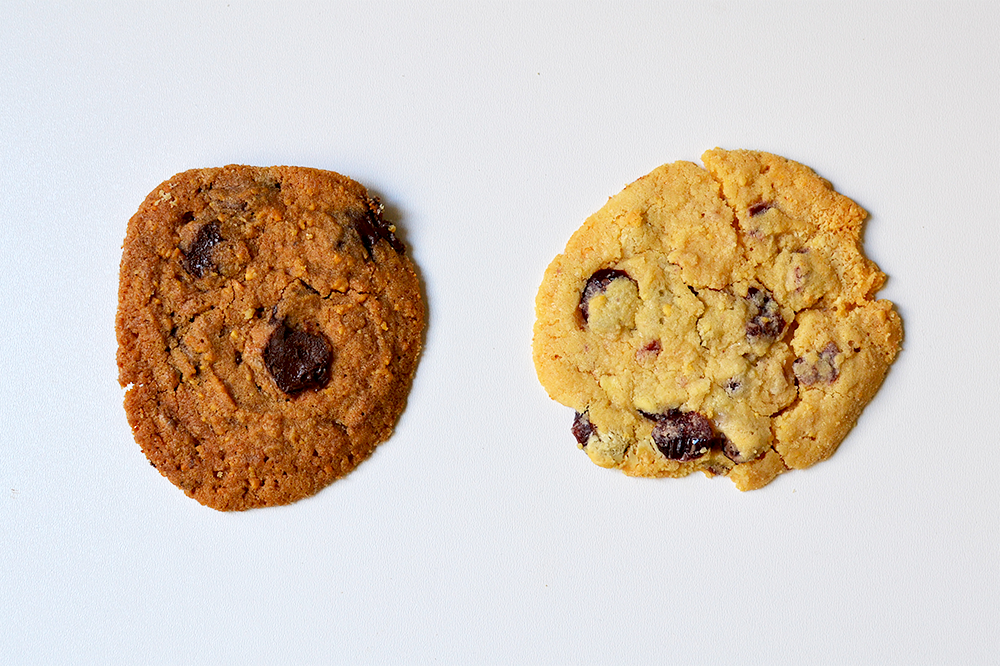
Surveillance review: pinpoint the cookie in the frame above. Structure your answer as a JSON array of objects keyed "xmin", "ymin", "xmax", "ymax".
[
  {"xmin": 533, "ymin": 149, "xmax": 902, "ymax": 490},
  {"xmin": 116, "ymin": 165, "xmax": 424, "ymax": 510}
]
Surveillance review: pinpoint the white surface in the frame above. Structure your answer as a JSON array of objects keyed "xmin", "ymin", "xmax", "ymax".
[{"xmin": 2, "ymin": 2, "xmax": 998, "ymax": 664}]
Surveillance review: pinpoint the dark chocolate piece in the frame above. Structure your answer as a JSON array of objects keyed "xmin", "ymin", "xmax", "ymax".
[
  {"xmin": 263, "ymin": 321, "xmax": 332, "ymax": 395},
  {"xmin": 745, "ymin": 286, "xmax": 785, "ymax": 341},
  {"xmin": 181, "ymin": 221, "xmax": 222, "ymax": 278},
  {"xmin": 579, "ymin": 269, "xmax": 633, "ymax": 323},
  {"xmin": 354, "ymin": 198, "xmax": 404, "ymax": 256},
  {"xmin": 572, "ymin": 411, "xmax": 595, "ymax": 447},
  {"xmin": 793, "ymin": 341, "xmax": 841, "ymax": 386},
  {"xmin": 640, "ymin": 408, "xmax": 720, "ymax": 462}
]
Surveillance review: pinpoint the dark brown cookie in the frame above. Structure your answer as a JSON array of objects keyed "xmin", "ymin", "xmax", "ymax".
[{"xmin": 116, "ymin": 165, "xmax": 424, "ymax": 510}]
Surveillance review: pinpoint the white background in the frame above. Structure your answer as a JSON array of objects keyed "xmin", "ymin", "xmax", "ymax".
[{"xmin": 2, "ymin": 2, "xmax": 999, "ymax": 664}]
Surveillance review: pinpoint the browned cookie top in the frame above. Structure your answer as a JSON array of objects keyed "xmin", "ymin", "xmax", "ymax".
[{"xmin": 116, "ymin": 165, "xmax": 424, "ymax": 510}]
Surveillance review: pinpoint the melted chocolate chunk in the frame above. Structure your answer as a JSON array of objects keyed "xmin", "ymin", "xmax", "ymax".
[
  {"xmin": 749, "ymin": 202, "xmax": 770, "ymax": 216},
  {"xmin": 641, "ymin": 409, "xmax": 720, "ymax": 462},
  {"xmin": 182, "ymin": 221, "xmax": 222, "ymax": 278},
  {"xmin": 263, "ymin": 321, "xmax": 332, "ymax": 395},
  {"xmin": 354, "ymin": 199, "xmax": 404, "ymax": 256},
  {"xmin": 745, "ymin": 286, "xmax": 785, "ymax": 340},
  {"xmin": 571, "ymin": 411, "xmax": 595, "ymax": 447},
  {"xmin": 579, "ymin": 268, "xmax": 633, "ymax": 323}
]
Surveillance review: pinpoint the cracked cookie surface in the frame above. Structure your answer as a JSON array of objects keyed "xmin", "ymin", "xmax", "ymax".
[
  {"xmin": 533, "ymin": 149, "xmax": 902, "ymax": 490},
  {"xmin": 117, "ymin": 165, "xmax": 424, "ymax": 510}
]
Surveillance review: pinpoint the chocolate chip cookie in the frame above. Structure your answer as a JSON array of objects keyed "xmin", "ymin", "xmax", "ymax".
[
  {"xmin": 533, "ymin": 149, "xmax": 902, "ymax": 490},
  {"xmin": 117, "ymin": 165, "xmax": 424, "ymax": 510}
]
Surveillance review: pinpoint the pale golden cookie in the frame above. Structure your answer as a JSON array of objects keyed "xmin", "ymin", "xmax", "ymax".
[{"xmin": 533, "ymin": 149, "xmax": 901, "ymax": 490}]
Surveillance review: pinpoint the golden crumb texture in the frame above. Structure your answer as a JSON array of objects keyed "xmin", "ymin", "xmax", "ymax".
[{"xmin": 533, "ymin": 149, "xmax": 902, "ymax": 490}]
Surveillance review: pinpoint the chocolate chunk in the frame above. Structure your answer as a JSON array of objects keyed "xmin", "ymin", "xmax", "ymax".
[
  {"xmin": 641, "ymin": 409, "xmax": 719, "ymax": 462},
  {"xmin": 571, "ymin": 411, "xmax": 595, "ymax": 447},
  {"xmin": 263, "ymin": 321, "xmax": 332, "ymax": 395},
  {"xmin": 749, "ymin": 202, "xmax": 770, "ymax": 216},
  {"xmin": 354, "ymin": 198, "xmax": 404, "ymax": 256},
  {"xmin": 793, "ymin": 342, "xmax": 841, "ymax": 386},
  {"xmin": 579, "ymin": 268, "xmax": 633, "ymax": 323},
  {"xmin": 182, "ymin": 221, "xmax": 222, "ymax": 278},
  {"xmin": 745, "ymin": 286, "xmax": 784, "ymax": 340}
]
